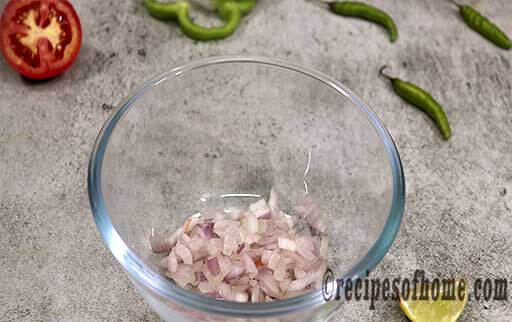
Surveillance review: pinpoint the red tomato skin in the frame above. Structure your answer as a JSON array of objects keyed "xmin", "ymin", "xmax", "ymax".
[{"xmin": 0, "ymin": 0, "xmax": 82, "ymax": 80}]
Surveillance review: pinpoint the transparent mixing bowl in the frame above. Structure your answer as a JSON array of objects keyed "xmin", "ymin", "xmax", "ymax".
[{"xmin": 88, "ymin": 56, "xmax": 405, "ymax": 321}]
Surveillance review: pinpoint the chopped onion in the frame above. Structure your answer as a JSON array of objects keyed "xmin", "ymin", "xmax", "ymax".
[
  {"xmin": 294, "ymin": 195, "xmax": 327, "ymax": 233},
  {"xmin": 260, "ymin": 274, "xmax": 280, "ymax": 298},
  {"xmin": 207, "ymin": 238, "xmax": 223, "ymax": 256},
  {"xmin": 232, "ymin": 284, "xmax": 250, "ymax": 293},
  {"xmin": 191, "ymin": 261, "xmax": 204, "ymax": 272},
  {"xmin": 171, "ymin": 264, "xmax": 195, "ymax": 287},
  {"xmin": 232, "ymin": 276, "xmax": 250, "ymax": 287},
  {"xmin": 184, "ymin": 216, "xmax": 201, "ymax": 233},
  {"xmin": 175, "ymin": 244, "xmax": 193, "ymax": 265},
  {"xmin": 224, "ymin": 207, "xmax": 242, "ymax": 220},
  {"xmin": 216, "ymin": 254, "xmax": 232, "ymax": 278},
  {"xmin": 190, "ymin": 226, "xmax": 203, "ymax": 240},
  {"xmin": 267, "ymin": 251, "xmax": 281, "ymax": 271},
  {"xmin": 268, "ymin": 187, "xmax": 280, "ymax": 216},
  {"xmin": 242, "ymin": 247, "xmax": 260, "ymax": 258},
  {"xmin": 258, "ymin": 220, "xmax": 270, "ymax": 234},
  {"xmin": 167, "ymin": 228, "xmax": 182, "ymax": 248},
  {"xmin": 242, "ymin": 253, "xmax": 258, "ymax": 275},
  {"xmin": 255, "ymin": 267, "xmax": 272, "ymax": 279},
  {"xmin": 258, "ymin": 212, "xmax": 271, "ymax": 220},
  {"xmin": 281, "ymin": 250, "xmax": 306, "ymax": 268},
  {"xmin": 233, "ymin": 291, "xmax": 249, "ymax": 303},
  {"xmin": 179, "ymin": 230, "xmax": 191, "ymax": 244},
  {"xmin": 236, "ymin": 243, "xmax": 246, "ymax": 254},
  {"xmin": 218, "ymin": 282, "xmax": 233, "ymax": 301},
  {"xmin": 198, "ymin": 281, "xmax": 214, "ymax": 293},
  {"xmin": 277, "ymin": 237, "xmax": 296, "ymax": 252},
  {"xmin": 280, "ymin": 256, "xmax": 294, "ymax": 267},
  {"xmin": 273, "ymin": 264, "xmax": 287, "ymax": 282},
  {"xmin": 288, "ymin": 263, "xmax": 326, "ymax": 291},
  {"xmin": 239, "ymin": 227, "xmax": 248, "ymax": 243},
  {"xmin": 204, "ymin": 270, "xmax": 222, "ymax": 287},
  {"xmin": 195, "ymin": 271, "xmax": 207, "ymax": 282},
  {"xmin": 279, "ymin": 279, "xmax": 291, "ymax": 293},
  {"xmin": 213, "ymin": 212, "xmax": 225, "ymax": 221},
  {"xmin": 284, "ymin": 215, "xmax": 295, "ymax": 229},
  {"xmin": 187, "ymin": 237, "xmax": 204, "ymax": 252},
  {"xmin": 261, "ymin": 250, "xmax": 272, "ymax": 265},
  {"xmin": 294, "ymin": 268, "xmax": 307, "ymax": 279},
  {"xmin": 273, "ymin": 219, "xmax": 290, "ymax": 232},
  {"xmin": 264, "ymin": 243, "xmax": 279, "ymax": 250},
  {"xmin": 245, "ymin": 233, "xmax": 261, "ymax": 245},
  {"xmin": 304, "ymin": 258, "xmax": 323, "ymax": 272},
  {"xmin": 199, "ymin": 223, "xmax": 215, "ymax": 240},
  {"xmin": 224, "ymin": 261, "xmax": 245, "ymax": 282},
  {"xmin": 295, "ymin": 236, "xmax": 316, "ymax": 260},
  {"xmin": 168, "ymin": 251, "xmax": 178, "ymax": 273},
  {"xmin": 207, "ymin": 257, "xmax": 220, "ymax": 276},
  {"xmin": 213, "ymin": 220, "xmax": 230, "ymax": 237},
  {"xmin": 245, "ymin": 211, "xmax": 259, "ymax": 234},
  {"xmin": 251, "ymin": 286, "xmax": 261, "ymax": 303},
  {"xmin": 257, "ymin": 235, "xmax": 278, "ymax": 246},
  {"xmin": 150, "ymin": 233, "xmax": 172, "ymax": 254},
  {"xmin": 223, "ymin": 223, "xmax": 240, "ymax": 256},
  {"xmin": 154, "ymin": 187, "xmax": 329, "ymax": 302},
  {"xmin": 287, "ymin": 275, "xmax": 313, "ymax": 292},
  {"xmin": 249, "ymin": 199, "xmax": 271, "ymax": 219}
]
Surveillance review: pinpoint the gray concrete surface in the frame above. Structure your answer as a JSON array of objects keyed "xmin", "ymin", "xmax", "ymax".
[{"xmin": 1, "ymin": 0, "xmax": 511, "ymax": 320}]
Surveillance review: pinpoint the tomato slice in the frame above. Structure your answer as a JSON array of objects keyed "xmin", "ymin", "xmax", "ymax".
[{"xmin": 1, "ymin": 0, "xmax": 82, "ymax": 80}]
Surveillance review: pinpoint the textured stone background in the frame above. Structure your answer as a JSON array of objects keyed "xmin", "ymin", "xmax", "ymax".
[{"xmin": 1, "ymin": 0, "xmax": 511, "ymax": 321}]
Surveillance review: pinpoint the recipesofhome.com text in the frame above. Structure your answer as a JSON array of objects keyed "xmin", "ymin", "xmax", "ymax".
[{"xmin": 322, "ymin": 269, "xmax": 508, "ymax": 310}]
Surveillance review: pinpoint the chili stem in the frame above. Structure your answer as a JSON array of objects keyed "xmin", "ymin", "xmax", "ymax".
[{"xmin": 379, "ymin": 65, "xmax": 395, "ymax": 80}]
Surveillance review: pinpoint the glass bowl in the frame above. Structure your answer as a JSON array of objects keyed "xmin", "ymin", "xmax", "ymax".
[{"xmin": 88, "ymin": 56, "xmax": 405, "ymax": 321}]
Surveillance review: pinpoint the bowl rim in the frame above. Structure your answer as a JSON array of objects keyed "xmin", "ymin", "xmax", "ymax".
[{"xmin": 87, "ymin": 55, "xmax": 405, "ymax": 317}]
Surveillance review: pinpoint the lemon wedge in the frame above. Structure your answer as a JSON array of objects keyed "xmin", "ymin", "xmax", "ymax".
[{"xmin": 400, "ymin": 279, "xmax": 468, "ymax": 322}]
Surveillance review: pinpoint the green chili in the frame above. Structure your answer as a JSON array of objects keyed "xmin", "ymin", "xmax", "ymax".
[
  {"xmin": 455, "ymin": 3, "xmax": 512, "ymax": 50},
  {"xmin": 379, "ymin": 66, "xmax": 451, "ymax": 140},
  {"xmin": 328, "ymin": 1, "xmax": 397, "ymax": 42},
  {"xmin": 143, "ymin": 0, "xmax": 255, "ymax": 41}
]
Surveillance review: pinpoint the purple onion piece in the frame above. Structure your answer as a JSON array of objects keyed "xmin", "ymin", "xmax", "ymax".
[
  {"xmin": 149, "ymin": 234, "xmax": 170, "ymax": 254},
  {"xmin": 207, "ymin": 256, "xmax": 220, "ymax": 276},
  {"xmin": 237, "ymin": 243, "xmax": 246, "ymax": 254},
  {"xmin": 200, "ymin": 223, "xmax": 214, "ymax": 240},
  {"xmin": 195, "ymin": 271, "xmax": 207, "ymax": 282}
]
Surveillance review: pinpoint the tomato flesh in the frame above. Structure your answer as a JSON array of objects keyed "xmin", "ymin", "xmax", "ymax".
[{"xmin": 1, "ymin": 0, "xmax": 81, "ymax": 80}]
